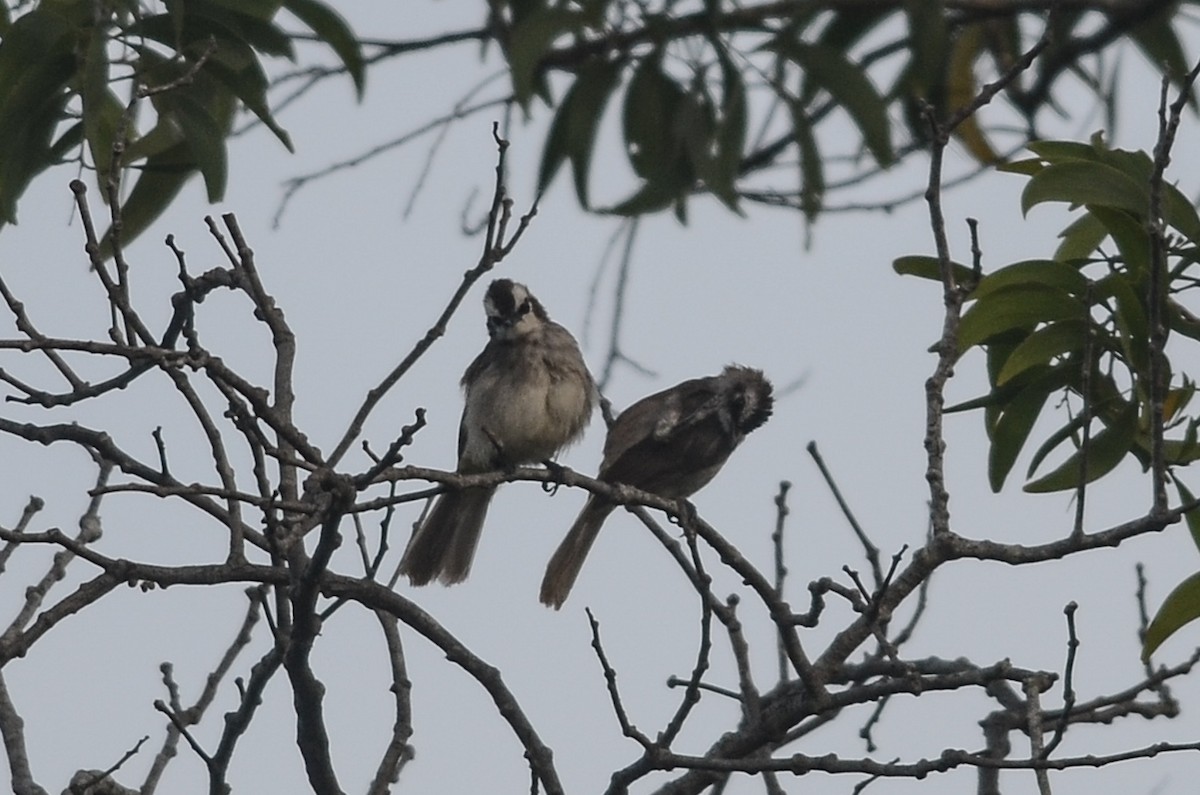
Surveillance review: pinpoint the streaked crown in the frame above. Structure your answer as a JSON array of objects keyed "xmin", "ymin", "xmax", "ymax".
[
  {"xmin": 484, "ymin": 279, "xmax": 548, "ymax": 340},
  {"xmin": 721, "ymin": 365, "xmax": 774, "ymax": 435}
]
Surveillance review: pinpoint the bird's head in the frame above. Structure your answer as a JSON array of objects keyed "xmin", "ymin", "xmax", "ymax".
[
  {"xmin": 484, "ymin": 279, "xmax": 549, "ymax": 341},
  {"xmin": 721, "ymin": 365, "xmax": 774, "ymax": 435}
]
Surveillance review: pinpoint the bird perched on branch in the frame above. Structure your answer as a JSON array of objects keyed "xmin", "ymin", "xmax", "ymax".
[
  {"xmin": 399, "ymin": 278, "xmax": 595, "ymax": 586},
  {"xmin": 540, "ymin": 365, "xmax": 773, "ymax": 609}
]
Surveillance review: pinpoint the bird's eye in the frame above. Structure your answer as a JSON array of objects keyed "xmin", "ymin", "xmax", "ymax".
[{"xmin": 518, "ymin": 300, "xmax": 532, "ymax": 316}]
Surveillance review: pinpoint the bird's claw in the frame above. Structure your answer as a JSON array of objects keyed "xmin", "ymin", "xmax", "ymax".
[
  {"xmin": 541, "ymin": 459, "xmax": 567, "ymax": 494},
  {"xmin": 669, "ymin": 499, "xmax": 697, "ymax": 529}
]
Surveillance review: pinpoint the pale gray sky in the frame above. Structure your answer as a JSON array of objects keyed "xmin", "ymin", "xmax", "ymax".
[{"xmin": 1, "ymin": 4, "xmax": 1198, "ymax": 794}]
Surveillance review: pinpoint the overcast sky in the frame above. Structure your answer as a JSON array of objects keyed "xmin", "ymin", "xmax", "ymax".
[{"xmin": 1, "ymin": 4, "xmax": 1199, "ymax": 794}]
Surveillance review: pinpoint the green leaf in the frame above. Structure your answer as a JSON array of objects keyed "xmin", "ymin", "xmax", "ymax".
[
  {"xmin": 892, "ymin": 255, "xmax": 973, "ymax": 285},
  {"xmin": 47, "ymin": 120, "xmax": 84, "ymax": 164},
  {"xmin": 706, "ymin": 45, "xmax": 747, "ymax": 212},
  {"xmin": 1143, "ymin": 571, "xmax": 1200, "ymax": 662},
  {"xmin": 988, "ymin": 375, "xmax": 1056, "ymax": 492},
  {"xmin": 1169, "ymin": 300, "xmax": 1200, "ymax": 344},
  {"xmin": 1129, "ymin": 9, "xmax": 1194, "ymax": 111},
  {"xmin": 1087, "ymin": 205, "xmax": 1150, "ymax": 278},
  {"xmin": 284, "ymin": 0, "xmax": 364, "ymax": 99},
  {"xmin": 817, "ymin": 7, "xmax": 890, "ymax": 52},
  {"xmin": 101, "ymin": 141, "xmax": 196, "ymax": 256},
  {"xmin": 166, "ymin": 92, "xmax": 229, "ymax": 201},
  {"xmin": 602, "ymin": 177, "xmax": 679, "ymax": 217},
  {"xmin": 132, "ymin": 13, "xmax": 293, "ymax": 151},
  {"xmin": 1098, "ymin": 271, "xmax": 1149, "ymax": 375},
  {"xmin": 123, "ymin": 118, "xmax": 186, "ymax": 164},
  {"xmin": 163, "ymin": 0, "xmax": 186, "ymax": 45},
  {"xmin": 995, "ymin": 320, "xmax": 1091, "ymax": 386},
  {"xmin": 81, "ymin": 24, "xmax": 124, "ymax": 193},
  {"xmin": 508, "ymin": 8, "xmax": 585, "ymax": 108},
  {"xmin": 1174, "ymin": 481, "xmax": 1200, "ymax": 556},
  {"xmin": 768, "ymin": 39, "xmax": 894, "ymax": 167},
  {"xmin": 0, "ymin": 18, "xmax": 75, "ymax": 225},
  {"xmin": 622, "ymin": 54, "xmax": 685, "ymax": 183},
  {"xmin": 0, "ymin": 8, "xmax": 74, "ymax": 101},
  {"xmin": 1053, "ymin": 212, "xmax": 1107, "ymax": 262},
  {"xmin": 971, "ymin": 259, "xmax": 1089, "ymax": 301},
  {"xmin": 997, "ymin": 157, "xmax": 1044, "ymax": 177},
  {"xmin": 1022, "ymin": 161, "xmax": 1148, "ymax": 217},
  {"xmin": 792, "ymin": 103, "xmax": 823, "ymax": 222},
  {"xmin": 903, "ymin": 0, "xmax": 948, "ymax": 106},
  {"xmin": 958, "ymin": 285, "xmax": 1084, "ymax": 351},
  {"xmin": 1025, "ymin": 411, "xmax": 1089, "ymax": 478},
  {"xmin": 1165, "ymin": 422, "xmax": 1200, "ymax": 466},
  {"xmin": 190, "ymin": 1, "xmax": 294, "ymax": 58},
  {"xmin": 1024, "ymin": 401, "xmax": 1138, "ymax": 492},
  {"xmin": 675, "ymin": 86, "xmax": 717, "ymax": 212},
  {"xmin": 1025, "ymin": 139, "xmax": 1103, "ymax": 164},
  {"xmin": 601, "ymin": 52, "xmax": 710, "ymax": 217},
  {"xmin": 1164, "ymin": 182, "xmax": 1200, "ymax": 246},
  {"xmin": 206, "ymin": 42, "xmax": 293, "ymax": 151},
  {"xmin": 205, "ymin": 0, "xmax": 284, "ymax": 21},
  {"xmin": 537, "ymin": 58, "xmax": 621, "ymax": 208}
]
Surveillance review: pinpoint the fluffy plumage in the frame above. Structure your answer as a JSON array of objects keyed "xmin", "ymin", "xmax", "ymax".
[
  {"xmin": 399, "ymin": 279, "xmax": 595, "ymax": 586},
  {"xmin": 540, "ymin": 365, "xmax": 773, "ymax": 608}
]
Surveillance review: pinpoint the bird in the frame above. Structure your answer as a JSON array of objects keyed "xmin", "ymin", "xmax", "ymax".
[
  {"xmin": 539, "ymin": 365, "xmax": 774, "ymax": 609},
  {"xmin": 398, "ymin": 278, "xmax": 595, "ymax": 586}
]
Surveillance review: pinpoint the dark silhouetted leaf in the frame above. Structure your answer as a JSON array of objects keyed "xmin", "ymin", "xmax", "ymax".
[
  {"xmin": 988, "ymin": 372, "xmax": 1058, "ymax": 492},
  {"xmin": 1098, "ymin": 271, "xmax": 1149, "ymax": 375},
  {"xmin": 622, "ymin": 54, "xmax": 684, "ymax": 182},
  {"xmin": 1143, "ymin": 571, "xmax": 1200, "ymax": 662},
  {"xmin": 706, "ymin": 45, "xmax": 747, "ymax": 212},
  {"xmin": 792, "ymin": 103, "xmax": 823, "ymax": 222},
  {"xmin": 1175, "ymin": 481, "xmax": 1200, "ymax": 556},
  {"xmin": 167, "ymin": 92, "xmax": 229, "ymax": 201},
  {"xmin": 101, "ymin": 142, "xmax": 195, "ymax": 256},
  {"xmin": 1086, "ymin": 205, "xmax": 1150, "ymax": 277},
  {"xmin": 959, "ymin": 285, "xmax": 1084, "ymax": 351},
  {"xmin": 946, "ymin": 23, "xmax": 998, "ymax": 164},
  {"xmin": 1053, "ymin": 212, "xmax": 1107, "ymax": 261},
  {"xmin": 1130, "ymin": 9, "xmax": 1194, "ymax": 112},
  {"xmin": 1024, "ymin": 401, "xmax": 1138, "ymax": 492},
  {"xmin": 0, "ymin": 9, "xmax": 75, "ymax": 225},
  {"xmin": 1022, "ymin": 161, "xmax": 1146, "ymax": 217},
  {"xmin": 81, "ymin": 24, "xmax": 123, "ymax": 194},
  {"xmin": 995, "ymin": 320, "xmax": 1091, "ymax": 386},
  {"xmin": 972, "ymin": 259, "xmax": 1089, "ymax": 301},
  {"xmin": 768, "ymin": 39, "xmax": 894, "ymax": 167},
  {"xmin": 892, "ymin": 255, "xmax": 972, "ymax": 285},
  {"xmin": 603, "ymin": 177, "xmax": 679, "ymax": 217},
  {"xmin": 537, "ymin": 58, "xmax": 622, "ymax": 208},
  {"xmin": 508, "ymin": 8, "xmax": 585, "ymax": 108},
  {"xmin": 285, "ymin": 0, "xmax": 364, "ymax": 98}
]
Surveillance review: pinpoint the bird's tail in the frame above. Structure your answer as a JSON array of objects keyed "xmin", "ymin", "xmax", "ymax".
[
  {"xmin": 399, "ymin": 485, "xmax": 497, "ymax": 586},
  {"xmin": 539, "ymin": 497, "xmax": 615, "ymax": 609}
]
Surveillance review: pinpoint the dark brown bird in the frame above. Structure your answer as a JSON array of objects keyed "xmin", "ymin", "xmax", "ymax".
[
  {"xmin": 399, "ymin": 279, "xmax": 595, "ymax": 586},
  {"xmin": 540, "ymin": 365, "xmax": 773, "ymax": 609}
]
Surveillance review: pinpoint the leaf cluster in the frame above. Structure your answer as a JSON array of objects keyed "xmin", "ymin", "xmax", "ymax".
[
  {"xmin": 0, "ymin": 0, "xmax": 363, "ymax": 246},
  {"xmin": 490, "ymin": 0, "xmax": 1196, "ymax": 222},
  {"xmin": 899, "ymin": 136, "xmax": 1200, "ymax": 495}
]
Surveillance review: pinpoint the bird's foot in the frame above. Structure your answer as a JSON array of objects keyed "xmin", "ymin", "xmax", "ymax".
[
  {"xmin": 541, "ymin": 459, "xmax": 568, "ymax": 495},
  {"xmin": 669, "ymin": 498, "xmax": 697, "ymax": 530}
]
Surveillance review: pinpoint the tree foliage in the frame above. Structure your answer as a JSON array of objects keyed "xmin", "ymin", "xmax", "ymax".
[
  {"xmin": 510, "ymin": 0, "xmax": 1192, "ymax": 221},
  {"xmin": 0, "ymin": 1, "xmax": 1197, "ymax": 239},
  {"xmin": 0, "ymin": 0, "xmax": 362, "ymax": 243},
  {"xmin": 5, "ymin": 2, "xmax": 1200, "ymax": 794}
]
